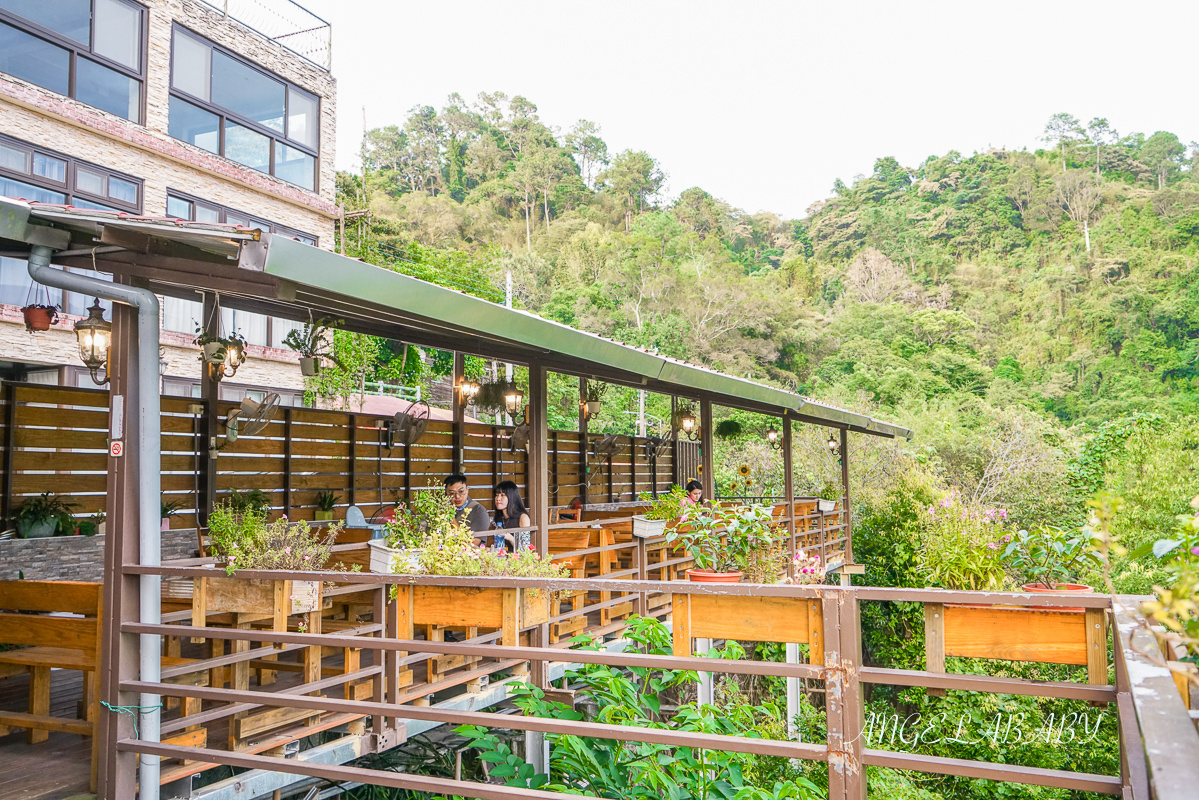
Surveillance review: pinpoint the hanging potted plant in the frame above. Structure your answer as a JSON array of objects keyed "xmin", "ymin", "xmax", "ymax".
[
  {"xmin": 669, "ymin": 502, "xmax": 779, "ymax": 582},
  {"xmin": 161, "ymin": 499, "xmax": 184, "ymax": 532},
  {"xmin": 283, "ymin": 317, "xmax": 346, "ymax": 377},
  {"xmin": 585, "ymin": 381, "xmax": 608, "ymax": 418},
  {"xmin": 314, "ymin": 490, "xmax": 339, "ymax": 522},
  {"xmin": 476, "ymin": 378, "xmax": 522, "ymax": 415},
  {"xmin": 22, "ymin": 303, "xmax": 58, "ymax": 332},
  {"xmin": 14, "ymin": 492, "xmax": 79, "ymax": 538},
  {"xmin": 816, "ymin": 481, "xmax": 839, "ymax": 513}
]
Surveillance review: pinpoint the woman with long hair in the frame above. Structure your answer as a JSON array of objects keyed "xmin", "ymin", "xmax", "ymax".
[
  {"xmin": 680, "ymin": 479, "xmax": 704, "ymax": 510},
  {"xmin": 493, "ymin": 480, "xmax": 532, "ymax": 550}
]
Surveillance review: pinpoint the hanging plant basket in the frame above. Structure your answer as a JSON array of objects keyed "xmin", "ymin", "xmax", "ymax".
[
  {"xmin": 300, "ymin": 356, "xmax": 320, "ymax": 376},
  {"xmin": 200, "ymin": 341, "xmax": 226, "ymax": 364},
  {"xmin": 585, "ymin": 400, "xmax": 602, "ymax": 416},
  {"xmin": 21, "ymin": 305, "xmax": 57, "ymax": 332}
]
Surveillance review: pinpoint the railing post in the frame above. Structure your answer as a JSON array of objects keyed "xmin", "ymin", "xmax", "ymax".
[
  {"xmin": 451, "ymin": 352, "xmax": 464, "ymax": 474},
  {"xmin": 527, "ymin": 360, "xmax": 549, "ymax": 555},
  {"xmin": 700, "ymin": 399, "xmax": 714, "ymax": 501},
  {"xmin": 782, "ymin": 415, "xmax": 796, "ymax": 577},
  {"xmin": 840, "ymin": 427, "xmax": 852, "ymax": 566},
  {"xmin": 824, "ymin": 587, "xmax": 865, "ymax": 800}
]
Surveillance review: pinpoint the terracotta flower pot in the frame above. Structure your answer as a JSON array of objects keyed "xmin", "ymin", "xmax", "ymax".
[
  {"xmin": 22, "ymin": 306, "xmax": 56, "ymax": 332},
  {"xmin": 686, "ymin": 568, "xmax": 743, "ymax": 583},
  {"xmin": 1020, "ymin": 582, "xmax": 1093, "ymax": 612}
]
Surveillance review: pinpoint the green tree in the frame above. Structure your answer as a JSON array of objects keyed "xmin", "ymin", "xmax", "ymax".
[
  {"xmin": 1139, "ymin": 130, "xmax": 1186, "ymax": 189},
  {"xmin": 597, "ymin": 150, "xmax": 666, "ymax": 230},
  {"xmin": 1042, "ymin": 112, "xmax": 1083, "ymax": 171}
]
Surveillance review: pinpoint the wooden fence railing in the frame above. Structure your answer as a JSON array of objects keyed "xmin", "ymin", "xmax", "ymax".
[
  {"xmin": 111, "ymin": 565, "xmax": 1199, "ymax": 800},
  {"xmin": 0, "ymin": 381, "xmax": 674, "ymax": 531}
]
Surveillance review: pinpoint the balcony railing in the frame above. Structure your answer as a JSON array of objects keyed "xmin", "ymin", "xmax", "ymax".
[{"xmin": 198, "ymin": 0, "xmax": 332, "ymax": 70}]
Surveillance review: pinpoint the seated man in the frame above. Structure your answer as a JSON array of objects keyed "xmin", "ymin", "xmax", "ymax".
[{"xmin": 444, "ymin": 473, "xmax": 491, "ymax": 539}]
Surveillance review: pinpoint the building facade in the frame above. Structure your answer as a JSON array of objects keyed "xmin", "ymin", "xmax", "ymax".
[{"xmin": 0, "ymin": 0, "xmax": 337, "ymax": 403}]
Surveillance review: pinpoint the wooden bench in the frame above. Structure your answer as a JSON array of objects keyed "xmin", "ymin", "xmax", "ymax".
[{"xmin": 0, "ymin": 580, "xmax": 102, "ymax": 790}]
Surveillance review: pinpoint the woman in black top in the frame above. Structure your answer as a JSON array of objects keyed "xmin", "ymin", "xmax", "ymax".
[{"xmin": 493, "ymin": 480, "xmax": 532, "ymax": 550}]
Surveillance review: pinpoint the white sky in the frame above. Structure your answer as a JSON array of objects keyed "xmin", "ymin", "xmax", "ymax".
[{"xmin": 297, "ymin": 0, "xmax": 1197, "ymax": 220}]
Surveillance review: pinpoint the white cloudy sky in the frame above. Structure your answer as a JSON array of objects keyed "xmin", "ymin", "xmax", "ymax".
[{"xmin": 297, "ymin": 0, "xmax": 1196, "ymax": 219}]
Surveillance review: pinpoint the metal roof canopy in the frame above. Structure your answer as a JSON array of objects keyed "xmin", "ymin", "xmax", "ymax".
[{"xmin": 0, "ymin": 198, "xmax": 912, "ymax": 439}]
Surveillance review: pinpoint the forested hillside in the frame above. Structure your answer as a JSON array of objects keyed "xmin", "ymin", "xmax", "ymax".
[{"xmin": 330, "ymin": 97, "xmax": 1199, "ymax": 800}]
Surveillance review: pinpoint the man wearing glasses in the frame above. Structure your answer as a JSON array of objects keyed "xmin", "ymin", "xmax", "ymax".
[{"xmin": 444, "ymin": 473, "xmax": 491, "ymax": 537}]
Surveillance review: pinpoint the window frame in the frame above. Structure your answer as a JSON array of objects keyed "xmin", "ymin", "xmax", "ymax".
[
  {"xmin": 165, "ymin": 189, "xmax": 316, "ymax": 245},
  {"xmin": 168, "ymin": 23, "xmax": 320, "ymax": 191},
  {"xmin": 0, "ymin": 132, "xmax": 143, "ymax": 213},
  {"xmin": 0, "ymin": 0, "xmax": 147, "ymax": 123}
]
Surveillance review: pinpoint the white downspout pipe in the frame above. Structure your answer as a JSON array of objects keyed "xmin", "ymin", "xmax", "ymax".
[{"xmin": 27, "ymin": 244, "xmax": 162, "ymax": 797}]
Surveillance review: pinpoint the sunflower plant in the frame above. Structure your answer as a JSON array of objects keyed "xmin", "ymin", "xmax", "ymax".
[{"xmin": 669, "ymin": 502, "xmax": 781, "ymax": 574}]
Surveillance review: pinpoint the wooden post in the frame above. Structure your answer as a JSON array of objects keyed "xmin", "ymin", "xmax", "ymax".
[
  {"xmin": 348, "ymin": 414, "xmax": 358, "ymax": 508},
  {"xmin": 197, "ymin": 294, "xmax": 220, "ymax": 524},
  {"xmin": 1, "ymin": 382, "xmax": 15, "ymax": 524},
  {"xmin": 527, "ymin": 361, "xmax": 549, "ymax": 555},
  {"xmin": 282, "ymin": 408, "xmax": 293, "ymax": 519},
  {"xmin": 925, "ymin": 603, "xmax": 946, "ymax": 697},
  {"xmin": 96, "ymin": 282, "xmax": 141, "ymax": 799},
  {"xmin": 840, "ymin": 428, "xmax": 852, "ymax": 565},
  {"xmin": 825, "ymin": 588, "xmax": 865, "ymax": 800},
  {"xmin": 551, "ymin": 431, "xmax": 559, "ymax": 506},
  {"xmin": 782, "ymin": 415, "xmax": 796, "ymax": 571},
  {"xmin": 699, "ymin": 399, "xmax": 715, "ymax": 502},
  {"xmin": 451, "ymin": 352, "xmax": 465, "ymax": 474},
  {"xmin": 578, "ymin": 378, "xmax": 588, "ymax": 507}
]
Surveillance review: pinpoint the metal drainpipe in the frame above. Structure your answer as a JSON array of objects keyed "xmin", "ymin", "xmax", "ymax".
[{"xmin": 27, "ymin": 244, "xmax": 163, "ymax": 797}]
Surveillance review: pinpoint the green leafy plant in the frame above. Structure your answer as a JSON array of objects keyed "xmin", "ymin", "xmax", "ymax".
[
  {"xmin": 818, "ymin": 481, "xmax": 840, "ymax": 502},
  {"xmin": 637, "ymin": 485, "xmax": 688, "ymax": 521},
  {"xmin": 161, "ymin": 499, "xmax": 184, "ymax": 520},
  {"xmin": 14, "ymin": 492, "xmax": 79, "ymax": 537},
  {"xmin": 315, "ymin": 490, "xmax": 339, "ymax": 512},
  {"xmin": 715, "ymin": 418, "xmax": 744, "ymax": 439},
  {"xmin": 1140, "ymin": 495, "xmax": 1199, "ymax": 671},
  {"xmin": 208, "ymin": 502, "xmax": 340, "ymax": 575},
  {"xmin": 669, "ymin": 502, "xmax": 781, "ymax": 574},
  {"xmin": 225, "ymin": 487, "xmax": 269, "ymax": 515},
  {"xmin": 383, "ymin": 488, "xmax": 459, "ymax": 550},
  {"xmin": 474, "ymin": 378, "xmax": 521, "ymax": 414},
  {"xmin": 1002, "ymin": 525, "xmax": 1103, "ymax": 589},
  {"xmin": 193, "ymin": 329, "xmax": 248, "ymax": 366},
  {"xmin": 916, "ymin": 491, "xmax": 1008, "ymax": 591},
  {"xmin": 282, "ymin": 317, "xmax": 347, "ymax": 367}
]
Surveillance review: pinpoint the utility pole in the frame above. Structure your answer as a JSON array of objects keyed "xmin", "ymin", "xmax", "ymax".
[{"xmin": 637, "ymin": 389, "xmax": 646, "ymax": 438}]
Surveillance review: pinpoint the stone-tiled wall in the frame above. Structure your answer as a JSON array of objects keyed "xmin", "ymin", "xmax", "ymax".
[
  {"xmin": 0, "ymin": 0, "xmax": 337, "ymax": 239},
  {"xmin": 0, "ymin": 529, "xmax": 198, "ymax": 582}
]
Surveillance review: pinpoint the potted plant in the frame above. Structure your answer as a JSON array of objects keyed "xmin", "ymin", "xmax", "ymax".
[
  {"xmin": 78, "ymin": 511, "xmax": 105, "ymax": 537},
  {"xmin": 1002, "ymin": 525, "xmax": 1102, "ymax": 600},
  {"xmin": 282, "ymin": 317, "xmax": 346, "ymax": 377},
  {"xmin": 816, "ymin": 482, "xmax": 839, "ymax": 513},
  {"xmin": 161, "ymin": 499, "xmax": 184, "ymax": 532},
  {"xmin": 370, "ymin": 489, "xmax": 455, "ymax": 574},
  {"xmin": 787, "ymin": 550, "xmax": 825, "ymax": 585},
  {"xmin": 193, "ymin": 329, "xmax": 248, "ymax": 368},
  {"xmin": 14, "ymin": 492, "xmax": 78, "ymax": 538},
  {"xmin": 476, "ymin": 379, "xmax": 521, "ymax": 415},
  {"xmin": 715, "ymin": 419, "xmax": 744, "ymax": 439},
  {"xmin": 669, "ymin": 502, "xmax": 779, "ymax": 582},
  {"xmin": 585, "ymin": 382, "xmax": 608, "ymax": 417},
  {"xmin": 21, "ymin": 303, "xmax": 58, "ymax": 332},
  {"xmin": 226, "ymin": 487, "xmax": 270, "ymax": 516},
  {"xmin": 633, "ymin": 486, "xmax": 687, "ymax": 538},
  {"xmin": 314, "ymin": 490, "xmax": 339, "ymax": 522},
  {"xmin": 203, "ymin": 502, "xmax": 341, "ymax": 624}
]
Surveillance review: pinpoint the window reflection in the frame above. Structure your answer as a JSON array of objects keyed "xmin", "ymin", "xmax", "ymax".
[
  {"xmin": 168, "ymin": 97, "xmax": 220, "ymax": 154},
  {"xmin": 76, "ymin": 57, "xmax": 140, "ymax": 123},
  {"xmin": 0, "ymin": 21, "xmax": 70, "ymax": 96},
  {"xmin": 224, "ymin": 121, "xmax": 270, "ymax": 174},
  {"xmin": 0, "ymin": 0, "xmax": 91, "ymax": 45},
  {"xmin": 274, "ymin": 142, "xmax": 314, "ymax": 191},
  {"xmin": 93, "ymin": 0, "xmax": 140, "ymax": 69},
  {"xmin": 212, "ymin": 50, "xmax": 284, "ymax": 132}
]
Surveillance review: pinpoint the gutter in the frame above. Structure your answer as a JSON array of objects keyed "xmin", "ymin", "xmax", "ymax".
[{"xmin": 26, "ymin": 243, "xmax": 163, "ymax": 797}]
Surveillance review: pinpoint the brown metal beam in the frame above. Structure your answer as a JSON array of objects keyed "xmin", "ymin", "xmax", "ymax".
[{"xmin": 528, "ymin": 360, "xmax": 549, "ymax": 555}]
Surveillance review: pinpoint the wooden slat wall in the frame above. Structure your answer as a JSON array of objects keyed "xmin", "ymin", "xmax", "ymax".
[{"xmin": 0, "ymin": 382, "xmax": 675, "ymax": 527}]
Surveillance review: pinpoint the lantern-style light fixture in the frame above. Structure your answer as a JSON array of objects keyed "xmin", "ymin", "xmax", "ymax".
[
  {"xmin": 74, "ymin": 298, "xmax": 111, "ymax": 386},
  {"xmin": 504, "ymin": 387, "xmax": 524, "ymax": 416},
  {"xmin": 827, "ymin": 434, "xmax": 840, "ymax": 457},
  {"xmin": 678, "ymin": 410, "xmax": 699, "ymax": 441},
  {"xmin": 458, "ymin": 379, "xmax": 480, "ymax": 407},
  {"xmin": 219, "ymin": 338, "xmax": 245, "ymax": 380},
  {"xmin": 766, "ymin": 426, "xmax": 780, "ymax": 449}
]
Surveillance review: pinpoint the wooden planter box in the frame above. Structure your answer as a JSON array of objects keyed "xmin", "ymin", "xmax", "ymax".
[
  {"xmin": 192, "ymin": 575, "xmax": 322, "ymax": 636},
  {"xmin": 410, "ymin": 585, "xmax": 550, "ymax": 646}
]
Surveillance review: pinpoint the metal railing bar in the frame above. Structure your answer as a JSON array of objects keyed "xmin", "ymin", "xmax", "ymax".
[
  {"xmin": 122, "ymin": 623, "xmax": 826, "ymax": 679},
  {"xmin": 158, "ymin": 623, "xmax": 382, "ymax": 678},
  {"xmin": 121, "ymin": 681, "xmax": 830, "ymax": 761},
  {"xmin": 859, "ymin": 667, "xmax": 1116, "ymax": 702},
  {"xmin": 862, "ymin": 748, "xmax": 1121, "ymax": 794}
]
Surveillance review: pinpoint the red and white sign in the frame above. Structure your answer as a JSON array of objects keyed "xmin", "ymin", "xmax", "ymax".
[{"xmin": 109, "ymin": 440, "xmax": 123, "ymax": 458}]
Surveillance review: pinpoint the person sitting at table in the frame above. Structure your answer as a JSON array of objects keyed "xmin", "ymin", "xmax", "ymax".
[
  {"xmin": 444, "ymin": 473, "xmax": 491, "ymax": 536},
  {"xmin": 493, "ymin": 480, "xmax": 532, "ymax": 550},
  {"xmin": 679, "ymin": 479, "xmax": 705, "ymax": 510}
]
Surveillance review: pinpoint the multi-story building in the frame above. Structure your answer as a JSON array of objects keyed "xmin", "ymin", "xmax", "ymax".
[{"xmin": 0, "ymin": 0, "xmax": 336, "ymax": 404}]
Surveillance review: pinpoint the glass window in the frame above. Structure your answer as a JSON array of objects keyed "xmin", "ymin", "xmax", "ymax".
[
  {"xmin": 32, "ymin": 153, "xmax": 66, "ymax": 183},
  {"xmin": 0, "ymin": 0, "xmax": 91, "ymax": 45},
  {"xmin": 76, "ymin": 57, "xmax": 139, "ymax": 122},
  {"xmin": 75, "ymin": 165, "xmax": 106, "ymax": 196},
  {"xmin": 70, "ymin": 197, "xmax": 121, "ymax": 212},
  {"xmin": 92, "ymin": 0, "xmax": 139, "ymax": 69},
  {"xmin": 0, "ymin": 174, "xmax": 66, "ymax": 204},
  {"xmin": 166, "ymin": 195, "xmax": 191, "ymax": 219},
  {"xmin": 0, "ymin": 21, "xmax": 70, "ymax": 96},
  {"xmin": 0, "ymin": 141, "xmax": 28, "ymax": 173},
  {"xmin": 224, "ymin": 121, "xmax": 270, "ymax": 174},
  {"xmin": 287, "ymin": 87, "xmax": 318, "ymax": 149},
  {"xmin": 171, "ymin": 29, "xmax": 210, "ymax": 102},
  {"xmin": 107, "ymin": 175, "xmax": 136, "ymax": 204},
  {"xmin": 273, "ymin": 143, "xmax": 314, "ymax": 191},
  {"xmin": 168, "ymin": 96, "xmax": 220, "ymax": 154},
  {"xmin": 194, "ymin": 204, "xmax": 220, "ymax": 223},
  {"xmin": 0, "ymin": 255, "xmax": 61, "ymax": 306},
  {"xmin": 271, "ymin": 317, "xmax": 304, "ymax": 348},
  {"xmin": 163, "ymin": 296, "xmax": 201, "ymax": 334},
  {"xmin": 212, "ymin": 51, "xmax": 284, "ymax": 132}
]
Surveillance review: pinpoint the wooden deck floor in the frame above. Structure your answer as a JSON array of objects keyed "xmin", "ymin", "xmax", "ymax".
[{"xmin": 0, "ymin": 669, "xmax": 93, "ymax": 800}]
